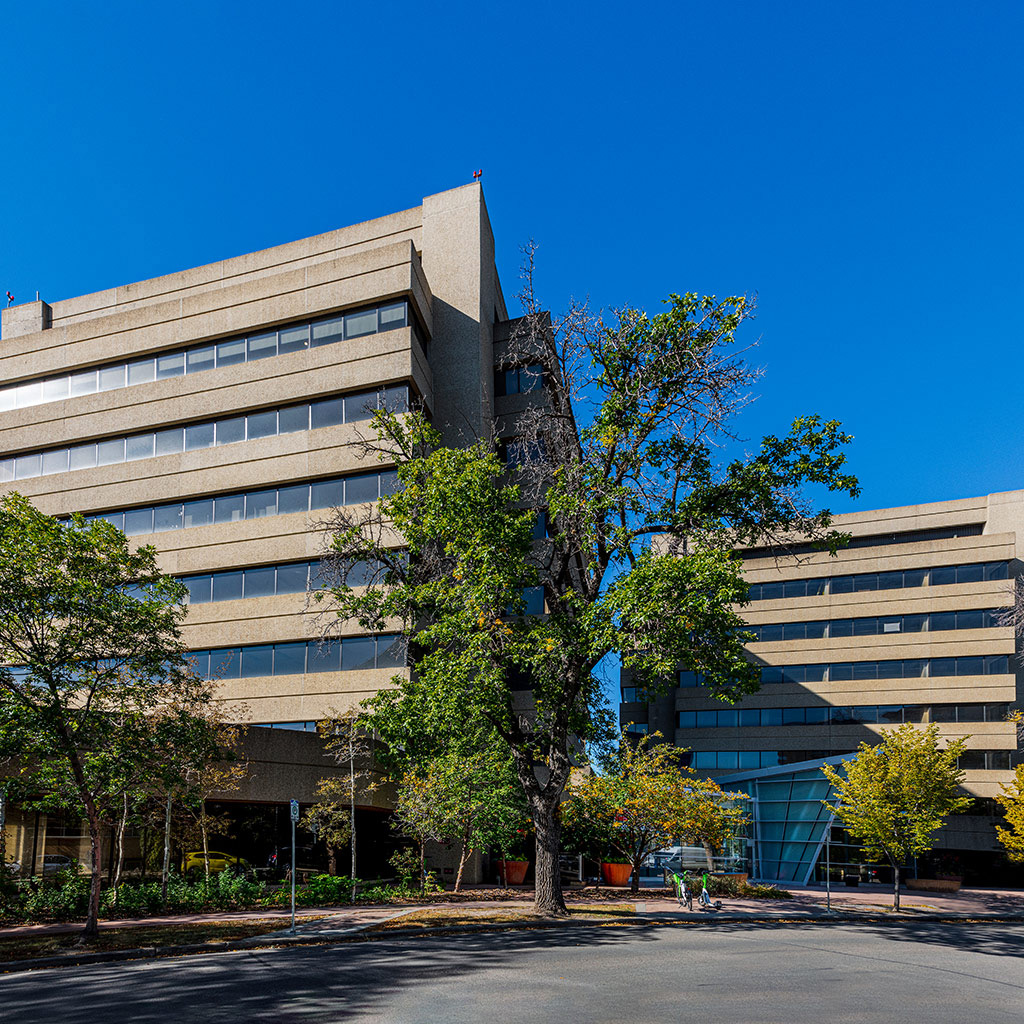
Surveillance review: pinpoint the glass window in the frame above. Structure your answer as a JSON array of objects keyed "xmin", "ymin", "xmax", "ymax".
[
  {"xmin": 345, "ymin": 473, "xmax": 379, "ymax": 505},
  {"xmin": 276, "ymin": 562, "xmax": 310, "ymax": 593},
  {"xmin": 852, "ymin": 661, "xmax": 878, "ymax": 680},
  {"xmin": 902, "ymin": 659, "xmax": 926, "ymax": 678},
  {"xmin": 903, "ymin": 613, "xmax": 928, "ymax": 633},
  {"xmin": 958, "ymin": 610, "xmax": 985, "ymax": 630},
  {"xmin": 696, "ymin": 711, "xmax": 717, "ymax": 728},
  {"xmin": 216, "ymin": 337, "xmax": 246, "ymax": 367},
  {"xmin": 379, "ymin": 470, "xmax": 399, "ymax": 496},
  {"xmin": 278, "ymin": 324, "xmax": 309, "ymax": 354},
  {"xmin": 378, "ymin": 302, "xmax": 407, "ymax": 329},
  {"xmin": 310, "ymin": 397, "xmax": 344, "ymax": 429},
  {"xmin": 212, "ymin": 648, "xmax": 241, "ymax": 679},
  {"xmin": 342, "ymin": 637, "xmax": 377, "ymax": 671},
  {"xmin": 188, "ymin": 650, "xmax": 211, "ymax": 679},
  {"xmin": 957, "ymin": 704, "xmax": 985, "ymax": 723},
  {"xmin": 830, "ymin": 706, "xmax": 854, "ymax": 723},
  {"xmin": 124, "ymin": 508, "xmax": 154, "ymax": 536},
  {"xmin": 984, "ymin": 562, "xmax": 1008, "ymax": 581},
  {"xmin": 718, "ymin": 710, "xmax": 738, "ymax": 728},
  {"xmin": 930, "ymin": 566, "xmax": 956, "ymax": 586},
  {"xmin": 246, "ymin": 489, "xmax": 277, "ymax": 519},
  {"xmin": 692, "ymin": 752, "xmax": 717, "ymax": 769},
  {"xmin": 95, "ymin": 363, "xmax": 124, "ymax": 391},
  {"xmin": 241, "ymin": 645, "xmax": 274, "ymax": 677},
  {"xmin": 877, "ymin": 660, "xmax": 903, "ymax": 679},
  {"xmin": 214, "ymin": 494, "xmax": 245, "ymax": 524},
  {"xmin": 96, "ymin": 438, "xmax": 125, "ymax": 466},
  {"xmin": 678, "ymin": 671, "xmax": 699, "ymax": 688},
  {"xmin": 246, "ymin": 409, "xmax": 278, "ymax": 440},
  {"xmin": 717, "ymin": 751, "xmax": 738, "ymax": 770},
  {"xmin": 345, "ymin": 309, "xmax": 377, "ymax": 339},
  {"xmin": 878, "ymin": 705, "xmax": 904, "ymax": 723},
  {"xmin": 782, "ymin": 580, "xmax": 807, "ymax": 599},
  {"xmin": 759, "ymin": 582, "xmax": 784, "ymax": 601},
  {"xmin": 311, "ymin": 479, "xmax": 344, "ymax": 509},
  {"xmin": 16, "ymin": 381, "xmax": 42, "ymax": 406},
  {"xmin": 829, "ymin": 619, "xmax": 853, "ymax": 637},
  {"xmin": 0, "ymin": 458, "xmax": 12, "ymax": 483},
  {"xmin": 183, "ymin": 499, "xmax": 214, "ymax": 529},
  {"xmin": 381, "ymin": 386, "xmax": 409, "ymax": 413},
  {"xmin": 0, "ymin": 390, "xmax": 14, "ymax": 413},
  {"xmin": 273, "ymin": 642, "xmax": 307, "ymax": 675},
  {"xmin": 930, "ymin": 658, "xmax": 956, "ymax": 677},
  {"xmin": 155, "ymin": 428, "xmax": 184, "ymax": 456},
  {"xmin": 931, "ymin": 705, "xmax": 957, "ymax": 723},
  {"xmin": 956, "ymin": 656, "xmax": 984, "ymax": 676},
  {"xmin": 985, "ymin": 655, "xmax": 1009, "ymax": 674},
  {"xmin": 278, "ymin": 403, "xmax": 309, "ymax": 434},
  {"xmin": 278, "ymin": 484, "xmax": 310, "ymax": 515},
  {"xmin": 41, "ymin": 449, "xmax": 69, "ymax": 475},
  {"xmin": 70, "ymin": 370, "xmax": 97, "ymax": 396},
  {"xmin": 984, "ymin": 703, "xmax": 1010, "ymax": 722},
  {"xmin": 186, "ymin": 346, "xmax": 215, "ymax": 373},
  {"xmin": 127, "ymin": 358, "xmax": 155, "ymax": 385},
  {"xmin": 760, "ymin": 667, "xmax": 783, "ymax": 684},
  {"xmin": 343, "ymin": 392, "xmax": 376, "ymax": 422},
  {"xmin": 902, "ymin": 568, "xmax": 927, "ymax": 588},
  {"xmin": 805, "ymin": 707, "xmax": 828, "ymax": 725},
  {"xmin": 738, "ymin": 751, "xmax": 760, "ymax": 770},
  {"xmin": 247, "ymin": 332, "xmax": 277, "ymax": 361},
  {"xmin": 903, "ymin": 705, "xmax": 927, "ymax": 723},
  {"xmin": 738, "ymin": 709, "xmax": 760, "ymax": 727},
  {"xmin": 760, "ymin": 624, "xmax": 784, "ymax": 642},
  {"xmin": 761, "ymin": 708, "xmax": 783, "ymax": 727},
  {"xmin": 243, "ymin": 566, "xmax": 276, "ymax": 598},
  {"xmin": 956, "ymin": 563, "xmax": 984, "ymax": 584},
  {"xmin": 803, "ymin": 664, "xmax": 827, "ymax": 682},
  {"xmin": 958, "ymin": 751, "xmax": 986, "ymax": 771},
  {"xmin": 153, "ymin": 504, "xmax": 183, "ymax": 532},
  {"xmin": 988, "ymin": 751, "xmax": 1012, "ymax": 770},
  {"xmin": 156, "ymin": 352, "xmax": 185, "ymax": 379},
  {"xmin": 185, "ymin": 576, "xmax": 212, "ymax": 604},
  {"xmin": 830, "ymin": 663, "xmax": 853, "ymax": 681},
  {"xmin": 42, "ymin": 376, "xmax": 69, "ymax": 401},
  {"xmin": 184, "ymin": 422, "xmax": 215, "ymax": 451},
  {"xmin": 678, "ymin": 711, "xmax": 697, "ymax": 728},
  {"xmin": 853, "ymin": 574, "xmax": 878, "ymax": 592},
  {"xmin": 853, "ymin": 618, "xmax": 878, "ymax": 636},
  {"xmin": 803, "ymin": 621, "xmax": 827, "ymax": 639},
  {"xmin": 851, "ymin": 707, "xmax": 878, "ymax": 723},
  {"xmin": 782, "ymin": 708, "xmax": 805, "ymax": 725},
  {"xmin": 829, "ymin": 576, "xmax": 853, "ymax": 595},
  {"xmin": 311, "ymin": 317, "xmax": 343, "ymax": 348},
  {"xmin": 376, "ymin": 636, "xmax": 406, "ymax": 669},
  {"xmin": 99, "ymin": 512, "xmax": 124, "ymax": 530},
  {"xmin": 215, "ymin": 416, "xmax": 246, "ymax": 446},
  {"xmin": 212, "ymin": 572, "xmax": 243, "ymax": 602},
  {"xmin": 126, "ymin": 434, "xmax": 155, "ymax": 461},
  {"xmin": 307, "ymin": 642, "xmax": 340, "ymax": 672}
]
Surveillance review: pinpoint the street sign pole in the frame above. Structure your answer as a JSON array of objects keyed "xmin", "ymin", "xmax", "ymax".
[{"xmin": 289, "ymin": 799, "xmax": 299, "ymax": 933}]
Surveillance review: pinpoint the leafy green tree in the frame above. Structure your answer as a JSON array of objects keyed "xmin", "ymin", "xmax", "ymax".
[
  {"xmin": 821, "ymin": 724, "xmax": 972, "ymax": 910},
  {"xmin": 995, "ymin": 765, "xmax": 1024, "ymax": 863},
  {"xmin": 0, "ymin": 493, "xmax": 191, "ymax": 937},
  {"xmin": 301, "ymin": 781, "xmax": 353, "ymax": 878},
  {"xmin": 564, "ymin": 730, "xmax": 748, "ymax": 891},
  {"xmin": 320, "ymin": 280, "xmax": 857, "ymax": 914}
]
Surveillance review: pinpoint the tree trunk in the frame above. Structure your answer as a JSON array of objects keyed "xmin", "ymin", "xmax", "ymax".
[
  {"xmin": 350, "ymin": 733, "xmax": 357, "ymax": 888},
  {"xmin": 0, "ymin": 785, "xmax": 7, "ymax": 873},
  {"xmin": 161, "ymin": 791, "xmax": 172, "ymax": 904},
  {"xmin": 630, "ymin": 858, "xmax": 641, "ymax": 893},
  {"xmin": 201, "ymin": 810, "xmax": 210, "ymax": 880},
  {"xmin": 532, "ymin": 796, "xmax": 567, "ymax": 916},
  {"xmin": 454, "ymin": 839, "xmax": 471, "ymax": 893},
  {"xmin": 112, "ymin": 791, "xmax": 128, "ymax": 892},
  {"xmin": 419, "ymin": 842, "xmax": 425, "ymax": 893},
  {"xmin": 893, "ymin": 861, "xmax": 901, "ymax": 911},
  {"xmin": 140, "ymin": 825, "xmax": 148, "ymax": 883},
  {"xmin": 703, "ymin": 840, "xmax": 715, "ymax": 871},
  {"xmin": 327, "ymin": 845, "xmax": 336, "ymax": 877},
  {"xmin": 83, "ymin": 800, "xmax": 103, "ymax": 940}
]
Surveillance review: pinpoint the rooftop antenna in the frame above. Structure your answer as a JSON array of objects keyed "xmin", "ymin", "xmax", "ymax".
[
  {"xmin": 473, "ymin": 169, "xmax": 483, "ymax": 181},
  {"xmin": 5, "ymin": 292, "xmax": 12, "ymax": 307}
]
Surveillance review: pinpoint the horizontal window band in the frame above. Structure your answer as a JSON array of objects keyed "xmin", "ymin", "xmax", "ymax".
[
  {"xmin": 0, "ymin": 300, "xmax": 418, "ymax": 413},
  {"xmin": 746, "ymin": 560, "xmax": 1009, "ymax": 600},
  {"xmin": 676, "ymin": 701, "xmax": 1013, "ymax": 729},
  {"xmin": 188, "ymin": 635, "xmax": 406, "ymax": 679},
  {"xmin": 677, "ymin": 749, "xmax": 1016, "ymax": 771},
  {"xmin": 72, "ymin": 470, "xmax": 399, "ymax": 538},
  {"xmin": 747, "ymin": 607, "xmax": 1008, "ymax": 641},
  {"xmin": 0, "ymin": 385, "xmax": 409, "ymax": 482}
]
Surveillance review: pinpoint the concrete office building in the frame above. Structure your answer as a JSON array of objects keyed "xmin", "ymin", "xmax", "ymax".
[
  {"xmin": 622, "ymin": 491, "xmax": 1024, "ymax": 884},
  {"xmin": 0, "ymin": 183, "xmax": 520, "ymax": 877}
]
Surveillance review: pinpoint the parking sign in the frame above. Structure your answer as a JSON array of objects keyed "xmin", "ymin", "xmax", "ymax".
[{"xmin": 290, "ymin": 799, "xmax": 300, "ymax": 823}]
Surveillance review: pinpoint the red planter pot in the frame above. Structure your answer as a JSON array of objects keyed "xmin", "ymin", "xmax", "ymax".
[
  {"xmin": 601, "ymin": 862, "xmax": 633, "ymax": 886},
  {"xmin": 499, "ymin": 859, "xmax": 530, "ymax": 886}
]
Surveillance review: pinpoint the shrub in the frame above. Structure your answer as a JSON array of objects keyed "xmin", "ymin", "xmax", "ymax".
[{"xmin": 295, "ymin": 874, "xmax": 353, "ymax": 906}]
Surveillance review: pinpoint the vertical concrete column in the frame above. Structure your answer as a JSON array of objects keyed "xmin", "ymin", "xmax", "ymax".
[{"xmin": 420, "ymin": 183, "xmax": 501, "ymax": 446}]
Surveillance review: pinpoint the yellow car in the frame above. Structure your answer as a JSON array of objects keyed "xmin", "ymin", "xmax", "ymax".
[{"xmin": 181, "ymin": 851, "xmax": 250, "ymax": 876}]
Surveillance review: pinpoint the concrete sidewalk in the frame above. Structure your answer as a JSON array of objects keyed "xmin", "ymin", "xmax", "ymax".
[{"xmin": 2, "ymin": 884, "xmax": 1022, "ymax": 944}]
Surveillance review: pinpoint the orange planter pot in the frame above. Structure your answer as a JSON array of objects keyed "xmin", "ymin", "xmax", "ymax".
[
  {"xmin": 601, "ymin": 862, "xmax": 633, "ymax": 886},
  {"xmin": 499, "ymin": 859, "xmax": 530, "ymax": 886}
]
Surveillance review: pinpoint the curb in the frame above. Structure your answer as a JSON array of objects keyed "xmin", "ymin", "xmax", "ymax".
[{"xmin": 4, "ymin": 909, "xmax": 1024, "ymax": 974}]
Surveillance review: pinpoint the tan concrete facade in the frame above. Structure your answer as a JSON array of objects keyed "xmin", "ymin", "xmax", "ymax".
[
  {"xmin": 0, "ymin": 183, "xmax": 509, "ymax": 729},
  {"xmin": 624, "ymin": 490, "xmax": 1023, "ymax": 800}
]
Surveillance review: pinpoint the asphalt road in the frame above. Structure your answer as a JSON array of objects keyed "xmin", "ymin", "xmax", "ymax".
[{"xmin": 2, "ymin": 920, "xmax": 1023, "ymax": 1023}]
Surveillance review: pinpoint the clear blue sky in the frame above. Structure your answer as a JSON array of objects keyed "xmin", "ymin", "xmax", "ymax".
[{"xmin": 2, "ymin": 0, "xmax": 1021, "ymax": 515}]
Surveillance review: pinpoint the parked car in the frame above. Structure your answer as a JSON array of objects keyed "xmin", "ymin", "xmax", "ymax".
[
  {"xmin": 181, "ymin": 851, "xmax": 251, "ymax": 876},
  {"xmin": 41, "ymin": 855, "xmax": 83, "ymax": 876}
]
